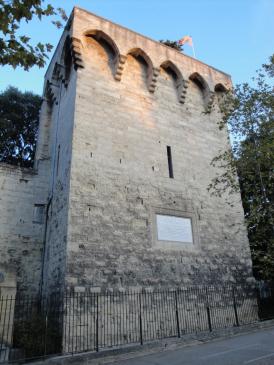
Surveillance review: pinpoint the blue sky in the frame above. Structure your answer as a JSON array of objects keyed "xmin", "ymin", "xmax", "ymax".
[{"xmin": 1, "ymin": 0, "xmax": 274, "ymax": 95}]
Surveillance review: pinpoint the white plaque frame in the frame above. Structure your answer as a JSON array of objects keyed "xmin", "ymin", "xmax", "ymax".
[
  {"xmin": 151, "ymin": 207, "xmax": 199, "ymax": 250},
  {"xmin": 156, "ymin": 214, "xmax": 193, "ymax": 243}
]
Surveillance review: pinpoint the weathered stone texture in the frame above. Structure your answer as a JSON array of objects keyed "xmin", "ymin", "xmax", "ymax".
[
  {"xmin": 0, "ymin": 164, "xmax": 47, "ymax": 294},
  {"xmin": 37, "ymin": 30, "xmax": 77, "ymax": 295},
  {"xmin": 64, "ymin": 8, "xmax": 253, "ymax": 291},
  {"xmin": 0, "ymin": 8, "xmax": 254, "ymax": 297}
]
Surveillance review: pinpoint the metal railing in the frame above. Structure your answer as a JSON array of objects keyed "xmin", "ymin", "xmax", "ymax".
[{"xmin": 0, "ymin": 284, "xmax": 271, "ymax": 363}]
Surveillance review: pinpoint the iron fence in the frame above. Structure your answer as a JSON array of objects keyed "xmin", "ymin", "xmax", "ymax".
[{"xmin": 0, "ymin": 284, "xmax": 272, "ymax": 363}]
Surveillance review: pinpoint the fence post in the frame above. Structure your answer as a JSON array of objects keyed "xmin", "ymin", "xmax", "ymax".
[
  {"xmin": 232, "ymin": 287, "xmax": 240, "ymax": 327},
  {"xmin": 96, "ymin": 294, "xmax": 99, "ymax": 352},
  {"xmin": 175, "ymin": 290, "xmax": 180, "ymax": 338},
  {"xmin": 44, "ymin": 297, "xmax": 48, "ymax": 357},
  {"xmin": 139, "ymin": 293, "xmax": 143, "ymax": 345},
  {"xmin": 205, "ymin": 288, "xmax": 212, "ymax": 332},
  {"xmin": 206, "ymin": 306, "xmax": 212, "ymax": 332}
]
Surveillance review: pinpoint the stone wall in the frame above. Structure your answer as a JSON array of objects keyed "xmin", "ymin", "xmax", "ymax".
[
  {"xmin": 0, "ymin": 164, "xmax": 47, "ymax": 295},
  {"xmin": 38, "ymin": 27, "xmax": 77, "ymax": 296},
  {"xmin": 0, "ymin": 7, "xmax": 254, "ymax": 297},
  {"xmin": 64, "ymin": 8, "xmax": 254, "ymax": 291}
]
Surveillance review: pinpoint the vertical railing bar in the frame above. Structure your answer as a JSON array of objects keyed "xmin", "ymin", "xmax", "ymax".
[
  {"xmin": 233, "ymin": 286, "xmax": 239, "ymax": 327},
  {"xmin": 159, "ymin": 290, "xmax": 164, "ymax": 339},
  {"xmin": 99, "ymin": 292, "xmax": 102, "ymax": 349},
  {"xmin": 165, "ymin": 290, "xmax": 171, "ymax": 337},
  {"xmin": 75, "ymin": 292, "xmax": 78, "ymax": 353},
  {"xmin": 134, "ymin": 292, "xmax": 138, "ymax": 343},
  {"xmin": 107, "ymin": 291, "xmax": 109, "ymax": 349},
  {"xmin": 96, "ymin": 293, "xmax": 99, "ymax": 352},
  {"xmin": 43, "ymin": 296, "xmax": 48, "ymax": 357},
  {"xmin": 69, "ymin": 292, "xmax": 72, "ymax": 354},
  {"xmin": 116, "ymin": 292, "xmax": 119, "ymax": 346},
  {"xmin": 9, "ymin": 296, "xmax": 17, "ymax": 362},
  {"xmin": 123, "ymin": 292, "xmax": 126, "ymax": 345},
  {"xmin": 175, "ymin": 290, "xmax": 180, "ymax": 338},
  {"xmin": 72, "ymin": 291, "xmax": 75, "ymax": 355},
  {"xmin": 138, "ymin": 293, "xmax": 143, "ymax": 345},
  {"xmin": 205, "ymin": 287, "xmax": 212, "ymax": 332},
  {"xmin": 110, "ymin": 292, "xmax": 113, "ymax": 348},
  {"xmin": 153, "ymin": 291, "xmax": 159, "ymax": 339},
  {"xmin": 114, "ymin": 292, "xmax": 117, "ymax": 347},
  {"xmin": 64, "ymin": 291, "xmax": 68, "ymax": 354},
  {"xmin": 85, "ymin": 292, "xmax": 87, "ymax": 351},
  {"xmin": 112, "ymin": 291, "xmax": 114, "ymax": 347},
  {"xmin": 125, "ymin": 292, "xmax": 129, "ymax": 344},
  {"xmin": 93, "ymin": 293, "xmax": 96, "ymax": 351},
  {"xmin": 142, "ymin": 292, "xmax": 146, "ymax": 342},
  {"xmin": 147, "ymin": 291, "xmax": 152, "ymax": 341},
  {"xmin": 99, "ymin": 293, "xmax": 102, "ymax": 349},
  {"xmin": 5, "ymin": 295, "xmax": 12, "ymax": 361},
  {"xmin": 118, "ymin": 292, "xmax": 121, "ymax": 346},
  {"xmin": 166, "ymin": 289, "xmax": 174, "ymax": 337},
  {"xmin": 146, "ymin": 290, "xmax": 150, "ymax": 342},
  {"xmin": 151, "ymin": 291, "xmax": 155, "ymax": 341},
  {"xmin": 1, "ymin": 296, "xmax": 8, "ymax": 361},
  {"xmin": 120, "ymin": 292, "xmax": 123, "ymax": 346}
]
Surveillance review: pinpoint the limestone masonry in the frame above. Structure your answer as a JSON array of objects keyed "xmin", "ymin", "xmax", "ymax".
[{"xmin": 0, "ymin": 7, "xmax": 254, "ymax": 297}]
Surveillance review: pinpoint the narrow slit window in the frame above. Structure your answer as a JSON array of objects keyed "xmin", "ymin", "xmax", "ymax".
[{"xmin": 167, "ymin": 146, "xmax": 174, "ymax": 178}]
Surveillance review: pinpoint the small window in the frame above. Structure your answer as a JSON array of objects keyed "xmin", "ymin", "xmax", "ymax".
[
  {"xmin": 166, "ymin": 146, "xmax": 174, "ymax": 178},
  {"xmin": 33, "ymin": 204, "xmax": 45, "ymax": 224},
  {"xmin": 156, "ymin": 214, "xmax": 193, "ymax": 243}
]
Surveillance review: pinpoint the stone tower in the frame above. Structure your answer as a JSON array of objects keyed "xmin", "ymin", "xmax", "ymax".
[{"xmin": 0, "ymin": 7, "xmax": 254, "ymax": 296}]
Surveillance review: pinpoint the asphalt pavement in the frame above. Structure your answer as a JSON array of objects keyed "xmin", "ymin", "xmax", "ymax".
[{"xmin": 103, "ymin": 327, "xmax": 274, "ymax": 365}]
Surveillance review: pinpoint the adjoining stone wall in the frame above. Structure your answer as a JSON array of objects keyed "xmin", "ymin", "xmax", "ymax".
[
  {"xmin": 0, "ymin": 24, "xmax": 76, "ymax": 297},
  {"xmin": 0, "ymin": 164, "xmax": 48, "ymax": 295},
  {"xmin": 64, "ymin": 8, "xmax": 253, "ymax": 292}
]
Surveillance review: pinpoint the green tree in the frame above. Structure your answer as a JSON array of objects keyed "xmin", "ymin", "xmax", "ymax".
[
  {"xmin": 0, "ymin": 0, "xmax": 67, "ymax": 70},
  {"xmin": 0, "ymin": 86, "xmax": 42, "ymax": 167},
  {"xmin": 160, "ymin": 39, "xmax": 183, "ymax": 52},
  {"xmin": 209, "ymin": 55, "xmax": 274, "ymax": 281}
]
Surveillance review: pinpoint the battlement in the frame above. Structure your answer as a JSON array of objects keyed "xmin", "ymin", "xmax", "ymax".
[
  {"xmin": 44, "ymin": 7, "xmax": 231, "ymax": 111},
  {"xmin": 73, "ymin": 6, "xmax": 231, "ymax": 82}
]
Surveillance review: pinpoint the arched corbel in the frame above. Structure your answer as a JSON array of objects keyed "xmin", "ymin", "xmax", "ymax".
[
  {"xmin": 205, "ymin": 91, "xmax": 215, "ymax": 113},
  {"xmin": 71, "ymin": 37, "xmax": 85, "ymax": 69},
  {"xmin": 114, "ymin": 54, "xmax": 127, "ymax": 81},
  {"xmin": 177, "ymin": 79, "xmax": 189, "ymax": 104},
  {"xmin": 45, "ymin": 80, "xmax": 59, "ymax": 106},
  {"xmin": 148, "ymin": 67, "xmax": 160, "ymax": 93},
  {"xmin": 52, "ymin": 62, "xmax": 65, "ymax": 82}
]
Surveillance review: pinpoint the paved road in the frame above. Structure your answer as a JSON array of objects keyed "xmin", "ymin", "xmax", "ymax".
[{"xmin": 105, "ymin": 327, "xmax": 274, "ymax": 365}]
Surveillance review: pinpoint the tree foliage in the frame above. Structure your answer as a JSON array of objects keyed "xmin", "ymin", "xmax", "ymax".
[
  {"xmin": 209, "ymin": 55, "xmax": 274, "ymax": 281},
  {"xmin": 0, "ymin": 86, "xmax": 42, "ymax": 167},
  {"xmin": 0, "ymin": 0, "xmax": 67, "ymax": 70},
  {"xmin": 159, "ymin": 39, "xmax": 183, "ymax": 52}
]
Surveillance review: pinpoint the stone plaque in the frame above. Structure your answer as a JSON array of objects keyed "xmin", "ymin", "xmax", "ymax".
[{"xmin": 156, "ymin": 214, "xmax": 193, "ymax": 243}]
